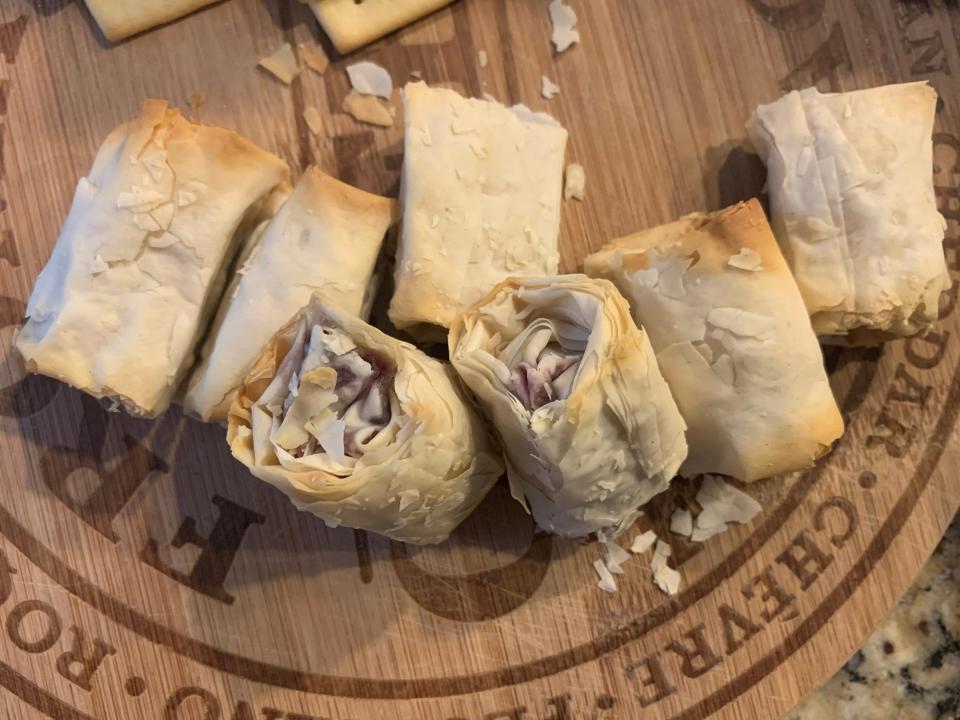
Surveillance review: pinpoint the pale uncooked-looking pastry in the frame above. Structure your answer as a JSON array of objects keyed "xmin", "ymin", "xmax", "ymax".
[
  {"xmin": 389, "ymin": 82, "xmax": 567, "ymax": 339},
  {"xmin": 585, "ymin": 200, "xmax": 843, "ymax": 482},
  {"xmin": 746, "ymin": 82, "xmax": 949, "ymax": 344},
  {"xmin": 227, "ymin": 294, "xmax": 504, "ymax": 544},
  {"xmin": 308, "ymin": 0, "xmax": 455, "ymax": 54},
  {"xmin": 15, "ymin": 99, "xmax": 290, "ymax": 417},
  {"xmin": 184, "ymin": 167, "xmax": 397, "ymax": 422},
  {"xmin": 449, "ymin": 275, "xmax": 687, "ymax": 537},
  {"xmin": 84, "ymin": 0, "xmax": 222, "ymax": 41}
]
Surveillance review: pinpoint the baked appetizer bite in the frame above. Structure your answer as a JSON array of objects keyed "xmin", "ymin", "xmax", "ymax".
[
  {"xmin": 16, "ymin": 99, "xmax": 289, "ymax": 417},
  {"xmin": 586, "ymin": 200, "xmax": 844, "ymax": 482},
  {"xmin": 747, "ymin": 82, "xmax": 949, "ymax": 344},
  {"xmin": 227, "ymin": 294, "xmax": 503, "ymax": 545},
  {"xmin": 449, "ymin": 275, "xmax": 687, "ymax": 538}
]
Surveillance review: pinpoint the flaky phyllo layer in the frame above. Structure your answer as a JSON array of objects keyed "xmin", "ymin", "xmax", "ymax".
[
  {"xmin": 450, "ymin": 275, "xmax": 688, "ymax": 538},
  {"xmin": 228, "ymin": 295, "xmax": 503, "ymax": 544},
  {"xmin": 747, "ymin": 82, "xmax": 949, "ymax": 344}
]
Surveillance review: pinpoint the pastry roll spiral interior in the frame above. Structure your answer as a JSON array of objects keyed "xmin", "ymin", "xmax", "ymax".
[
  {"xmin": 228, "ymin": 294, "xmax": 504, "ymax": 544},
  {"xmin": 449, "ymin": 275, "xmax": 688, "ymax": 538}
]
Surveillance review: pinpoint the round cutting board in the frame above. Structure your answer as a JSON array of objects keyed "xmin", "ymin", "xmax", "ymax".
[{"xmin": 0, "ymin": 1, "xmax": 958, "ymax": 718}]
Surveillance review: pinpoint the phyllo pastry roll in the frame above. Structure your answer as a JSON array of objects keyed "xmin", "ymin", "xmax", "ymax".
[
  {"xmin": 15, "ymin": 99, "xmax": 290, "ymax": 417},
  {"xmin": 308, "ymin": 0, "xmax": 455, "ymax": 54},
  {"xmin": 448, "ymin": 275, "xmax": 687, "ymax": 538},
  {"xmin": 185, "ymin": 167, "xmax": 397, "ymax": 422},
  {"xmin": 746, "ymin": 82, "xmax": 949, "ymax": 344},
  {"xmin": 389, "ymin": 82, "xmax": 568, "ymax": 338},
  {"xmin": 84, "ymin": 0, "xmax": 223, "ymax": 41},
  {"xmin": 585, "ymin": 200, "xmax": 843, "ymax": 483},
  {"xmin": 227, "ymin": 294, "xmax": 504, "ymax": 545}
]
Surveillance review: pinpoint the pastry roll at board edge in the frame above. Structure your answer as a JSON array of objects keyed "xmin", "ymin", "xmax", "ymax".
[
  {"xmin": 184, "ymin": 167, "xmax": 397, "ymax": 423},
  {"xmin": 449, "ymin": 275, "xmax": 688, "ymax": 538},
  {"xmin": 388, "ymin": 82, "xmax": 568, "ymax": 341},
  {"xmin": 15, "ymin": 99, "xmax": 290, "ymax": 418},
  {"xmin": 746, "ymin": 82, "xmax": 949, "ymax": 345},
  {"xmin": 84, "ymin": 0, "xmax": 223, "ymax": 41},
  {"xmin": 308, "ymin": 0, "xmax": 455, "ymax": 54},
  {"xmin": 585, "ymin": 200, "xmax": 844, "ymax": 483},
  {"xmin": 227, "ymin": 294, "xmax": 504, "ymax": 545}
]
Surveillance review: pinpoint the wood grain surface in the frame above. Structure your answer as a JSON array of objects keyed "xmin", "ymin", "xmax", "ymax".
[{"xmin": 0, "ymin": 1, "xmax": 958, "ymax": 718}]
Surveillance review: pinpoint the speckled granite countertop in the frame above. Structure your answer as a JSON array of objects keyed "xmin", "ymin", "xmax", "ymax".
[{"xmin": 786, "ymin": 514, "xmax": 960, "ymax": 719}]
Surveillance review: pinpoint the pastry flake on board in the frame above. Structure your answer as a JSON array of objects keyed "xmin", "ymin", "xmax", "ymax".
[
  {"xmin": 226, "ymin": 294, "xmax": 503, "ymax": 545},
  {"xmin": 346, "ymin": 61, "xmax": 393, "ymax": 99},
  {"xmin": 449, "ymin": 275, "xmax": 688, "ymax": 538},
  {"xmin": 746, "ymin": 82, "xmax": 949, "ymax": 344},
  {"xmin": 388, "ymin": 82, "xmax": 568, "ymax": 336},
  {"xmin": 184, "ymin": 167, "xmax": 396, "ymax": 422},
  {"xmin": 342, "ymin": 90, "xmax": 394, "ymax": 127},
  {"xmin": 83, "ymin": 0, "xmax": 223, "ymax": 41},
  {"xmin": 259, "ymin": 43, "xmax": 302, "ymax": 85},
  {"xmin": 565, "ymin": 163, "xmax": 586, "ymax": 200},
  {"xmin": 585, "ymin": 199, "xmax": 844, "ymax": 483},
  {"xmin": 15, "ymin": 99, "xmax": 290, "ymax": 417},
  {"xmin": 308, "ymin": 0, "xmax": 456, "ymax": 54}
]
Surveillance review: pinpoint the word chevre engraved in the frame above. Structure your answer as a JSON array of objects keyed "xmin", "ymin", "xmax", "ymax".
[{"xmin": 620, "ymin": 496, "xmax": 858, "ymax": 708}]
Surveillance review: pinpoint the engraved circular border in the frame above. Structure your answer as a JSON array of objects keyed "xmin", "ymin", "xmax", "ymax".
[{"xmin": 1, "ymin": 345, "xmax": 949, "ymax": 706}]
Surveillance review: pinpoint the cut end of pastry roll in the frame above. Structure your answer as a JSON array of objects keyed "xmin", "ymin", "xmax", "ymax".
[
  {"xmin": 388, "ymin": 82, "xmax": 567, "ymax": 339},
  {"xmin": 15, "ymin": 99, "xmax": 290, "ymax": 417},
  {"xmin": 227, "ymin": 293, "xmax": 503, "ymax": 545},
  {"xmin": 586, "ymin": 200, "xmax": 844, "ymax": 482},
  {"xmin": 184, "ymin": 166, "xmax": 397, "ymax": 423},
  {"xmin": 746, "ymin": 81, "xmax": 949, "ymax": 344},
  {"xmin": 308, "ymin": 0, "xmax": 455, "ymax": 54},
  {"xmin": 449, "ymin": 274, "xmax": 688, "ymax": 538},
  {"xmin": 83, "ymin": 0, "xmax": 223, "ymax": 42}
]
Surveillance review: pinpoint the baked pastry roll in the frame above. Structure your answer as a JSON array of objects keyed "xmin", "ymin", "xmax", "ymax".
[
  {"xmin": 746, "ymin": 82, "xmax": 949, "ymax": 344},
  {"xmin": 389, "ymin": 82, "xmax": 567, "ymax": 339},
  {"xmin": 449, "ymin": 275, "xmax": 687, "ymax": 537},
  {"xmin": 84, "ymin": 0, "xmax": 222, "ymax": 41},
  {"xmin": 15, "ymin": 99, "xmax": 290, "ymax": 417},
  {"xmin": 308, "ymin": 0, "xmax": 455, "ymax": 54},
  {"xmin": 184, "ymin": 167, "xmax": 396, "ymax": 422},
  {"xmin": 585, "ymin": 200, "xmax": 843, "ymax": 482},
  {"xmin": 227, "ymin": 294, "xmax": 503, "ymax": 544}
]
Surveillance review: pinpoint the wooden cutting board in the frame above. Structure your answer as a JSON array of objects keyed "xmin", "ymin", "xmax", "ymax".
[{"xmin": 0, "ymin": 1, "xmax": 958, "ymax": 718}]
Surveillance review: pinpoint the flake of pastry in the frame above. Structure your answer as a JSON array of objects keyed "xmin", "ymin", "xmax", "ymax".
[
  {"xmin": 654, "ymin": 564, "xmax": 681, "ymax": 596},
  {"xmin": 541, "ymin": 75, "xmax": 561, "ymax": 100},
  {"xmin": 728, "ymin": 247, "xmax": 763, "ymax": 271},
  {"xmin": 594, "ymin": 558, "xmax": 618, "ymax": 593},
  {"xmin": 342, "ymin": 90, "xmax": 394, "ymax": 127},
  {"xmin": 478, "ymin": 49, "xmax": 488, "ymax": 68},
  {"xmin": 670, "ymin": 508, "xmax": 693, "ymax": 537},
  {"xmin": 630, "ymin": 530, "xmax": 658, "ymax": 554},
  {"xmin": 346, "ymin": 60, "xmax": 393, "ymax": 99},
  {"xmin": 258, "ymin": 43, "xmax": 302, "ymax": 85},
  {"xmin": 549, "ymin": 0, "xmax": 580, "ymax": 53},
  {"xmin": 564, "ymin": 163, "xmax": 585, "ymax": 200},
  {"xmin": 303, "ymin": 106, "xmax": 324, "ymax": 135},
  {"xmin": 298, "ymin": 42, "xmax": 330, "ymax": 75}
]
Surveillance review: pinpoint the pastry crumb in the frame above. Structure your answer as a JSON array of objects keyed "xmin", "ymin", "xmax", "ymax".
[
  {"xmin": 342, "ymin": 90, "xmax": 394, "ymax": 127},
  {"xmin": 478, "ymin": 49, "xmax": 488, "ymax": 68},
  {"xmin": 564, "ymin": 163, "xmax": 585, "ymax": 200},
  {"xmin": 346, "ymin": 60, "xmax": 393, "ymax": 99},
  {"xmin": 258, "ymin": 43, "xmax": 301, "ymax": 85},
  {"xmin": 549, "ymin": 0, "xmax": 580, "ymax": 53},
  {"xmin": 303, "ymin": 106, "xmax": 323, "ymax": 135},
  {"xmin": 298, "ymin": 42, "xmax": 330, "ymax": 75},
  {"xmin": 594, "ymin": 558, "xmax": 618, "ymax": 593},
  {"xmin": 542, "ymin": 75, "xmax": 561, "ymax": 100}
]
